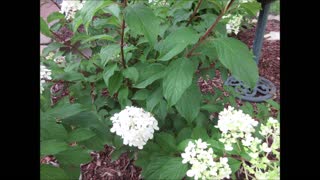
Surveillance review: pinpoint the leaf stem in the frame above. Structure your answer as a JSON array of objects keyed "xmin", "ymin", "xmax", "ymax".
[
  {"xmin": 242, "ymin": 160, "xmax": 249, "ymax": 180},
  {"xmin": 120, "ymin": 0, "xmax": 128, "ymax": 69},
  {"xmin": 50, "ymin": 0, "xmax": 61, "ymax": 10},
  {"xmin": 186, "ymin": 0, "xmax": 203, "ymax": 27},
  {"xmin": 186, "ymin": 0, "xmax": 235, "ymax": 58},
  {"xmin": 50, "ymin": 30, "xmax": 90, "ymax": 60}
]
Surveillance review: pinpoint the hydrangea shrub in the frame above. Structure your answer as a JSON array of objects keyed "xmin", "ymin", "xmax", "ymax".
[{"xmin": 40, "ymin": 0, "xmax": 279, "ymax": 179}]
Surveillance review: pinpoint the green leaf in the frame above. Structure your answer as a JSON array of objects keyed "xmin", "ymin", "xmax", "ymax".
[
  {"xmin": 122, "ymin": 67, "xmax": 139, "ymax": 83},
  {"xmin": 62, "ymin": 111, "xmax": 112, "ymax": 145},
  {"xmin": 55, "ymin": 72, "xmax": 85, "ymax": 81},
  {"xmin": 172, "ymin": 9, "xmax": 192, "ymax": 25},
  {"xmin": 108, "ymin": 72, "xmax": 123, "ymax": 96},
  {"xmin": 158, "ymin": 27, "xmax": 199, "ymax": 61},
  {"xmin": 266, "ymin": 99, "xmax": 280, "ymax": 110},
  {"xmin": 100, "ymin": 44, "xmax": 120, "ymax": 66},
  {"xmin": 134, "ymin": 63, "xmax": 165, "ymax": 88},
  {"xmin": 132, "ymin": 89, "xmax": 151, "ymax": 101},
  {"xmin": 40, "ymin": 165, "xmax": 68, "ymax": 180},
  {"xmin": 163, "ymin": 58, "xmax": 196, "ymax": 106},
  {"xmin": 47, "ymin": 103, "xmax": 85, "ymax": 120},
  {"xmin": 68, "ymin": 128, "xmax": 96, "ymax": 142},
  {"xmin": 214, "ymin": 37, "xmax": 259, "ymax": 88},
  {"xmin": 124, "ymin": 3, "xmax": 160, "ymax": 46},
  {"xmin": 195, "ymin": 112, "xmax": 209, "ymax": 128},
  {"xmin": 40, "ymin": 139, "xmax": 69, "ymax": 156},
  {"xmin": 80, "ymin": 0, "xmax": 113, "ymax": 31},
  {"xmin": 118, "ymin": 87, "xmax": 129, "ymax": 109},
  {"xmin": 192, "ymin": 126, "xmax": 209, "ymax": 140},
  {"xmin": 201, "ymin": 104, "xmax": 224, "ymax": 113},
  {"xmin": 81, "ymin": 34, "xmax": 115, "ymax": 44},
  {"xmin": 155, "ymin": 132, "xmax": 176, "ymax": 153},
  {"xmin": 241, "ymin": 102, "xmax": 254, "ymax": 115},
  {"xmin": 104, "ymin": 3, "xmax": 121, "ymax": 20},
  {"xmin": 206, "ymin": 139, "xmax": 224, "ymax": 156},
  {"xmin": 113, "ymin": 135, "xmax": 123, "ymax": 149},
  {"xmin": 146, "ymin": 87, "xmax": 162, "ymax": 112},
  {"xmin": 227, "ymin": 158, "xmax": 242, "ymax": 174},
  {"xmin": 153, "ymin": 99, "xmax": 168, "ymax": 124},
  {"xmin": 111, "ymin": 146, "xmax": 127, "ymax": 162},
  {"xmin": 41, "ymin": 112, "xmax": 68, "ymax": 141},
  {"xmin": 177, "ymin": 127, "xmax": 193, "ymax": 143},
  {"xmin": 175, "ymin": 84, "xmax": 201, "ymax": 124},
  {"xmin": 72, "ymin": 15, "xmax": 83, "ymax": 33},
  {"xmin": 40, "ymin": 17, "xmax": 52, "ymax": 37},
  {"xmin": 173, "ymin": 115, "xmax": 187, "ymax": 132},
  {"xmin": 142, "ymin": 155, "xmax": 169, "ymax": 179},
  {"xmin": 42, "ymin": 42, "xmax": 64, "ymax": 56},
  {"xmin": 159, "ymin": 157, "xmax": 188, "ymax": 180},
  {"xmin": 177, "ymin": 139, "xmax": 193, "ymax": 152},
  {"xmin": 55, "ymin": 147, "xmax": 91, "ymax": 179},
  {"xmin": 240, "ymin": 2, "xmax": 261, "ymax": 16},
  {"xmin": 47, "ymin": 12, "xmax": 65, "ymax": 23},
  {"xmin": 103, "ymin": 63, "xmax": 119, "ymax": 86}
]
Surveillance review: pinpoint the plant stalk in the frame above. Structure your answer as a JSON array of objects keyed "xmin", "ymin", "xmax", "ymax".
[
  {"xmin": 186, "ymin": 0, "xmax": 203, "ymax": 27},
  {"xmin": 120, "ymin": 0, "xmax": 128, "ymax": 69},
  {"xmin": 186, "ymin": 0, "xmax": 235, "ymax": 58}
]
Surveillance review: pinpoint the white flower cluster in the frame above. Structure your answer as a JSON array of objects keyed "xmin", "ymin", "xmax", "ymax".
[
  {"xmin": 40, "ymin": 64, "xmax": 52, "ymax": 94},
  {"xmin": 54, "ymin": 56, "xmax": 66, "ymax": 67},
  {"xmin": 148, "ymin": 0, "xmax": 169, "ymax": 6},
  {"xmin": 239, "ymin": 0, "xmax": 255, "ymax": 3},
  {"xmin": 110, "ymin": 106, "xmax": 159, "ymax": 149},
  {"xmin": 60, "ymin": 0, "xmax": 86, "ymax": 20},
  {"xmin": 181, "ymin": 139, "xmax": 232, "ymax": 180},
  {"xmin": 45, "ymin": 52, "xmax": 55, "ymax": 60},
  {"xmin": 259, "ymin": 117, "xmax": 280, "ymax": 159},
  {"xmin": 243, "ymin": 118, "xmax": 280, "ymax": 179},
  {"xmin": 223, "ymin": 14, "xmax": 243, "ymax": 35},
  {"xmin": 215, "ymin": 106, "xmax": 258, "ymax": 151}
]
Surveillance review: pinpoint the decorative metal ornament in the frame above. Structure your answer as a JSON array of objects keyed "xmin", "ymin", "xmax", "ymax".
[{"xmin": 224, "ymin": 76, "xmax": 276, "ymax": 102}]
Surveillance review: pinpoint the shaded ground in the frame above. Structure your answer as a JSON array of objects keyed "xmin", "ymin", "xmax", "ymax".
[{"xmin": 80, "ymin": 145, "xmax": 141, "ymax": 180}]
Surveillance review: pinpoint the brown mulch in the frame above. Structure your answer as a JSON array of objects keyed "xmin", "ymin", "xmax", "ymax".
[{"xmin": 80, "ymin": 145, "xmax": 141, "ymax": 180}]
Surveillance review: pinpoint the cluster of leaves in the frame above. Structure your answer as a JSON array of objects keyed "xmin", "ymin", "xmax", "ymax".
[{"xmin": 40, "ymin": 0, "xmax": 277, "ymax": 179}]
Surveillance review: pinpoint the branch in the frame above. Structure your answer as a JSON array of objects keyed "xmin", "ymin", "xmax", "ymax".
[
  {"xmin": 120, "ymin": 0, "xmax": 128, "ymax": 69},
  {"xmin": 186, "ymin": 0, "xmax": 235, "ymax": 58},
  {"xmin": 50, "ymin": 30, "xmax": 90, "ymax": 60},
  {"xmin": 50, "ymin": 0, "xmax": 61, "ymax": 10},
  {"xmin": 186, "ymin": 0, "xmax": 203, "ymax": 27}
]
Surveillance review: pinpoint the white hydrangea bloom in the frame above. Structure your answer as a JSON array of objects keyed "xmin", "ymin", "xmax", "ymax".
[
  {"xmin": 45, "ymin": 52, "xmax": 55, "ymax": 60},
  {"xmin": 148, "ymin": 0, "xmax": 169, "ymax": 6},
  {"xmin": 109, "ymin": 106, "xmax": 159, "ymax": 149},
  {"xmin": 40, "ymin": 64, "xmax": 52, "ymax": 94},
  {"xmin": 239, "ymin": 0, "xmax": 255, "ymax": 3},
  {"xmin": 181, "ymin": 139, "xmax": 232, "ymax": 180},
  {"xmin": 215, "ymin": 106, "xmax": 258, "ymax": 151},
  {"xmin": 60, "ymin": 0, "xmax": 86, "ymax": 20},
  {"xmin": 54, "ymin": 56, "xmax": 66, "ymax": 67},
  {"xmin": 223, "ymin": 14, "xmax": 243, "ymax": 35},
  {"xmin": 242, "ymin": 117, "xmax": 280, "ymax": 179}
]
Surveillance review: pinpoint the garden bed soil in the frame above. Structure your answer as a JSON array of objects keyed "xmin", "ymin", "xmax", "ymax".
[{"xmin": 80, "ymin": 145, "xmax": 141, "ymax": 180}]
